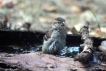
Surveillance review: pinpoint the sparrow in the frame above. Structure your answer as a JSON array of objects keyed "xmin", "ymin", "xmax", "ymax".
[{"xmin": 42, "ymin": 17, "xmax": 67, "ymax": 54}]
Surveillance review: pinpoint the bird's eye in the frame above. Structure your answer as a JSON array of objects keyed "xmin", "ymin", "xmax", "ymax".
[{"xmin": 58, "ymin": 21, "xmax": 60, "ymax": 23}]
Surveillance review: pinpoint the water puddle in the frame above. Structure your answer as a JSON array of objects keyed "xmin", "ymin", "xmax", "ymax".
[
  {"xmin": 0, "ymin": 42, "xmax": 80, "ymax": 58},
  {"xmin": 0, "ymin": 43, "xmax": 41, "ymax": 54},
  {"xmin": 60, "ymin": 46, "xmax": 80, "ymax": 57}
]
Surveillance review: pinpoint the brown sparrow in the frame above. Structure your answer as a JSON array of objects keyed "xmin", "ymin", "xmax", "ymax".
[{"xmin": 42, "ymin": 17, "xmax": 67, "ymax": 54}]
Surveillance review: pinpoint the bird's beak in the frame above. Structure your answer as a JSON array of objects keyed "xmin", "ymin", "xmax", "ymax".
[{"xmin": 61, "ymin": 22, "xmax": 65, "ymax": 26}]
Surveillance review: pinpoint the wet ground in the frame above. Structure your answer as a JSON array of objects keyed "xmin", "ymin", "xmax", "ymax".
[{"xmin": 0, "ymin": 29, "xmax": 81, "ymax": 58}]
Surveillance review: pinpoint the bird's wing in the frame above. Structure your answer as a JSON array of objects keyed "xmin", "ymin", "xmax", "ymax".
[{"xmin": 43, "ymin": 29, "xmax": 53, "ymax": 41}]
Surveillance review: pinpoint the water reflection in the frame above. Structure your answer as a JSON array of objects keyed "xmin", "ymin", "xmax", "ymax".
[
  {"xmin": 0, "ymin": 43, "xmax": 80, "ymax": 58},
  {"xmin": 68, "ymin": 46, "xmax": 79, "ymax": 52},
  {"xmin": 91, "ymin": 53, "xmax": 98, "ymax": 63},
  {"xmin": 11, "ymin": 43, "xmax": 41, "ymax": 54},
  {"xmin": 60, "ymin": 46, "xmax": 80, "ymax": 57},
  {"xmin": 0, "ymin": 43, "xmax": 41, "ymax": 54}
]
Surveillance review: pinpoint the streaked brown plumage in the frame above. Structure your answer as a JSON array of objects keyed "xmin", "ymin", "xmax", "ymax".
[{"xmin": 42, "ymin": 17, "xmax": 67, "ymax": 54}]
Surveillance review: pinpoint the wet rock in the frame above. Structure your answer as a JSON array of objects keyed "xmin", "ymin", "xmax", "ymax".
[{"xmin": 0, "ymin": 52, "xmax": 106, "ymax": 71}]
